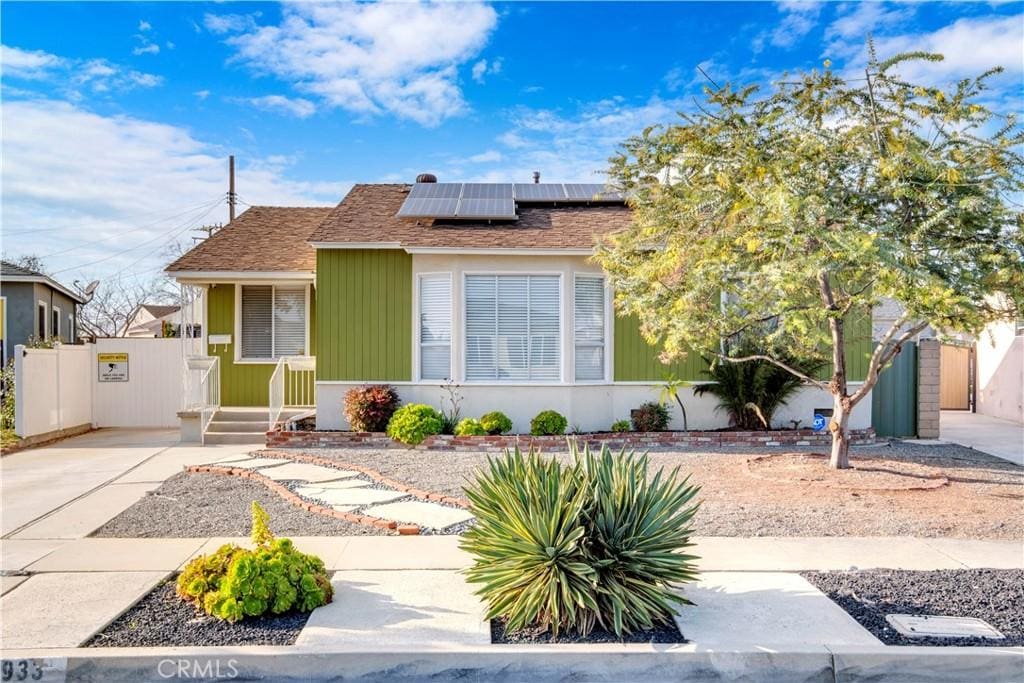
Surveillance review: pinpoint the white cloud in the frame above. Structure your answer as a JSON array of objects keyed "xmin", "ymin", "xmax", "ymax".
[
  {"xmin": 468, "ymin": 149, "xmax": 502, "ymax": 163},
  {"xmin": 215, "ymin": 2, "xmax": 498, "ymax": 125},
  {"xmin": 2, "ymin": 45, "xmax": 163, "ymax": 95},
  {"xmin": 471, "ymin": 57, "xmax": 503, "ymax": 83},
  {"xmin": 138, "ymin": 20, "xmax": 152, "ymax": 32},
  {"xmin": 203, "ymin": 12, "xmax": 261, "ymax": 34},
  {"xmin": 763, "ymin": 1, "xmax": 822, "ymax": 50},
  {"xmin": 1, "ymin": 45, "xmax": 66, "ymax": 80},
  {"xmin": 132, "ymin": 42, "xmax": 159, "ymax": 56},
  {"xmin": 243, "ymin": 94, "xmax": 316, "ymax": 118},
  {"xmin": 194, "ymin": 89, "xmax": 210, "ymax": 100},
  {"xmin": 824, "ymin": 2, "xmax": 919, "ymax": 60},
  {"xmin": 1, "ymin": 99, "xmax": 346, "ymax": 279}
]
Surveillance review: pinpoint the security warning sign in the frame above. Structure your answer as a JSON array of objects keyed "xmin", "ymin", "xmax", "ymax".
[{"xmin": 97, "ymin": 353, "xmax": 129, "ymax": 382}]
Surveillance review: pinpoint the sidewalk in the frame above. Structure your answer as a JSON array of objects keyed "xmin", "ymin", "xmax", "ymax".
[{"xmin": 941, "ymin": 410, "xmax": 1024, "ymax": 466}]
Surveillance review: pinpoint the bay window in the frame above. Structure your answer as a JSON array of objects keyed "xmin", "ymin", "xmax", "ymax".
[
  {"xmin": 574, "ymin": 275, "xmax": 606, "ymax": 380},
  {"xmin": 419, "ymin": 274, "xmax": 452, "ymax": 380},
  {"xmin": 239, "ymin": 284, "xmax": 307, "ymax": 360},
  {"xmin": 465, "ymin": 274, "xmax": 560, "ymax": 381}
]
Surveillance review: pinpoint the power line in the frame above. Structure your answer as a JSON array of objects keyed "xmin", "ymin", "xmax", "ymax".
[{"xmin": 4, "ymin": 197, "xmax": 225, "ymax": 236}]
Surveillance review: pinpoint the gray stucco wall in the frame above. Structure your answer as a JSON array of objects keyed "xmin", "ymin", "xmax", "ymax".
[{"xmin": 1, "ymin": 281, "xmax": 79, "ymax": 361}]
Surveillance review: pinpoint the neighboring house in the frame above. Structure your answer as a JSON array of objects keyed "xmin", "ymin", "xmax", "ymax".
[
  {"xmin": 975, "ymin": 317, "xmax": 1024, "ymax": 424},
  {"xmin": 166, "ymin": 180, "xmax": 874, "ymax": 432},
  {"xmin": 121, "ymin": 303, "xmax": 201, "ymax": 338},
  {"xmin": 0, "ymin": 261, "xmax": 86, "ymax": 361}
]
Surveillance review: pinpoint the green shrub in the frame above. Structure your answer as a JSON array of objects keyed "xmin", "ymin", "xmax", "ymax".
[
  {"xmin": 479, "ymin": 411, "xmax": 513, "ymax": 435},
  {"xmin": 610, "ymin": 419, "xmax": 631, "ymax": 433},
  {"xmin": 454, "ymin": 418, "xmax": 487, "ymax": 436},
  {"xmin": 462, "ymin": 443, "xmax": 701, "ymax": 637},
  {"xmin": 694, "ymin": 339, "xmax": 826, "ymax": 430},
  {"xmin": 343, "ymin": 384, "xmax": 400, "ymax": 432},
  {"xmin": 176, "ymin": 502, "xmax": 333, "ymax": 622},
  {"xmin": 386, "ymin": 403, "xmax": 444, "ymax": 445},
  {"xmin": 631, "ymin": 402, "xmax": 670, "ymax": 432},
  {"xmin": 530, "ymin": 409, "xmax": 567, "ymax": 436}
]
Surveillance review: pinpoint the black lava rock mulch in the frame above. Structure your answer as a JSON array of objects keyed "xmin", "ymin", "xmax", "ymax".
[
  {"xmin": 491, "ymin": 617, "xmax": 685, "ymax": 644},
  {"xmin": 85, "ymin": 580, "xmax": 311, "ymax": 647},
  {"xmin": 802, "ymin": 568, "xmax": 1024, "ymax": 647}
]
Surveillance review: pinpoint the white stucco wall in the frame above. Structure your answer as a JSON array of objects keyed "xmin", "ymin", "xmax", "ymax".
[{"xmin": 975, "ymin": 321, "xmax": 1024, "ymax": 424}]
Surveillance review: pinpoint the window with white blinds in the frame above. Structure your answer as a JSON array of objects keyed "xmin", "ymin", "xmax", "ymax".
[
  {"xmin": 240, "ymin": 284, "xmax": 307, "ymax": 360},
  {"xmin": 465, "ymin": 274, "xmax": 561, "ymax": 381},
  {"xmin": 419, "ymin": 274, "xmax": 451, "ymax": 380},
  {"xmin": 574, "ymin": 276, "xmax": 605, "ymax": 380}
]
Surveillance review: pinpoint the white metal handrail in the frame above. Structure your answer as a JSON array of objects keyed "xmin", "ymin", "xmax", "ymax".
[
  {"xmin": 269, "ymin": 356, "xmax": 287, "ymax": 431},
  {"xmin": 199, "ymin": 356, "xmax": 220, "ymax": 439}
]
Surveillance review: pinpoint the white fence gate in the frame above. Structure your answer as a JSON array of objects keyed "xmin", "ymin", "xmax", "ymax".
[{"xmin": 14, "ymin": 338, "xmax": 183, "ymax": 439}]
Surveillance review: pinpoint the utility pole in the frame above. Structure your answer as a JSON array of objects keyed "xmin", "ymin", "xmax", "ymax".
[
  {"xmin": 228, "ymin": 155, "xmax": 237, "ymax": 222},
  {"xmin": 192, "ymin": 223, "xmax": 222, "ymax": 243}
]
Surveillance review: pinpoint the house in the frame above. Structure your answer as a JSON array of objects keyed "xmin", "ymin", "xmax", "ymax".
[
  {"xmin": 122, "ymin": 303, "xmax": 201, "ymax": 338},
  {"xmin": 166, "ymin": 180, "xmax": 874, "ymax": 435},
  {"xmin": 0, "ymin": 261, "xmax": 86, "ymax": 362}
]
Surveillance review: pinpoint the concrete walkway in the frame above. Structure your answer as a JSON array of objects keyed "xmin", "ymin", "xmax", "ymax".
[
  {"xmin": 1, "ymin": 429, "xmax": 258, "ymax": 539},
  {"xmin": 941, "ymin": 410, "xmax": 1024, "ymax": 466}
]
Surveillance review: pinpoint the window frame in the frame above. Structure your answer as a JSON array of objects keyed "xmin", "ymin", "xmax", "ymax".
[
  {"xmin": 233, "ymin": 282, "xmax": 311, "ymax": 364},
  {"xmin": 572, "ymin": 273, "xmax": 611, "ymax": 383},
  {"xmin": 414, "ymin": 272, "xmax": 454, "ymax": 382},
  {"xmin": 461, "ymin": 271, "xmax": 564, "ymax": 384},
  {"xmin": 52, "ymin": 305, "xmax": 62, "ymax": 341},
  {"xmin": 36, "ymin": 300, "xmax": 48, "ymax": 339}
]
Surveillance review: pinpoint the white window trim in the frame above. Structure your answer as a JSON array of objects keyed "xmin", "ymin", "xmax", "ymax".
[
  {"xmin": 413, "ymin": 272, "xmax": 454, "ymax": 382},
  {"xmin": 37, "ymin": 300, "xmax": 48, "ymax": 339},
  {"xmin": 572, "ymin": 273, "xmax": 612, "ymax": 383},
  {"xmin": 1, "ymin": 295, "xmax": 7, "ymax": 363},
  {"xmin": 52, "ymin": 305, "xmax": 62, "ymax": 341},
  {"xmin": 460, "ymin": 271, "xmax": 564, "ymax": 385},
  {"xmin": 233, "ymin": 282, "xmax": 311, "ymax": 364}
]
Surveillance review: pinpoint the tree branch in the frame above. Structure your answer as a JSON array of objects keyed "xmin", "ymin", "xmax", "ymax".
[{"xmin": 711, "ymin": 352, "xmax": 830, "ymax": 390}]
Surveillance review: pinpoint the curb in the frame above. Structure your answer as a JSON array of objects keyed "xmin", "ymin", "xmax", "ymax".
[
  {"xmin": 2, "ymin": 644, "xmax": 1020, "ymax": 683},
  {"xmin": 185, "ymin": 465, "xmax": 413, "ymax": 535}
]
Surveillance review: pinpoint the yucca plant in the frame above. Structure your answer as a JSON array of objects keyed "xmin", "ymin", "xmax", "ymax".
[{"xmin": 462, "ymin": 443, "xmax": 700, "ymax": 638}]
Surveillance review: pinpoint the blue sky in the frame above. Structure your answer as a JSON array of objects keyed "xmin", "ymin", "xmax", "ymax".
[{"xmin": 2, "ymin": 1, "xmax": 1022, "ymax": 283}]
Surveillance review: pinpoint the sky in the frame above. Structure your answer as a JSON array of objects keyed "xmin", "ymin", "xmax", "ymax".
[{"xmin": 2, "ymin": 1, "xmax": 1022, "ymax": 286}]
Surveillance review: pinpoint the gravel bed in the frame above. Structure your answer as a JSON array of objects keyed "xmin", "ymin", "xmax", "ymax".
[
  {"xmin": 92, "ymin": 472, "xmax": 391, "ymax": 538},
  {"xmin": 85, "ymin": 580, "xmax": 311, "ymax": 647},
  {"xmin": 287, "ymin": 440, "xmax": 1023, "ymax": 539},
  {"xmin": 802, "ymin": 569, "xmax": 1024, "ymax": 646},
  {"xmin": 491, "ymin": 617, "xmax": 684, "ymax": 644}
]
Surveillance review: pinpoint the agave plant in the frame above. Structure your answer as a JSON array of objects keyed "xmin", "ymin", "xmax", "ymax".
[{"xmin": 461, "ymin": 443, "xmax": 700, "ymax": 638}]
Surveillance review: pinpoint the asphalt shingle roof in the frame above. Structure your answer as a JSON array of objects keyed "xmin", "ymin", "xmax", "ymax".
[{"xmin": 166, "ymin": 206, "xmax": 334, "ymax": 273}]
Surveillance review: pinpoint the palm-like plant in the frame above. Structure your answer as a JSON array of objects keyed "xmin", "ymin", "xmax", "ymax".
[
  {"xmin": 462, "ymin": 443, "xmax": 701, "ymax": 638},
  {"xmin": 694, "ymin": 340, "xmax": 825, "ymax": 430}
]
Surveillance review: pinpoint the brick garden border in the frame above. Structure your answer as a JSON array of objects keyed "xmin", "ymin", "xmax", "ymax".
[
  {"xmin": 186, "ymin": 451, "xmax": 472, "ymax": 536},
  {"xmin": 267, "ymin": 428, "xmax": 877, "ymax": 451}
]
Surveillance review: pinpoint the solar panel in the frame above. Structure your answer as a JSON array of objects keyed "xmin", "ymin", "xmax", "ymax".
[
  {"xmin": 456, "ymin": 198, "xmax": 516, "ymax": 219},
  {"xmin": 514, "ymin": 183, "xmax": 567, "ymax": 201},
  {"xmin": 408, "ymin": 182, "xmax": 463, "ymax": 199},
  {"xmin": 397, "ymin": 197, "xmax": 459, "ymax": 218},
  {"xmin": 462, "ymin": 183, "xmax": 513, "ymax": 199},
  {"xmin": 563, "ymin": 183, "xmax": 622, "ymax": 201}
]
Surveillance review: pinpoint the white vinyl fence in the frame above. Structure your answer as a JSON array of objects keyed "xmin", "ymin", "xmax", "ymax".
[{"xmin": 14, "ymin": 338, "xmax": 183, "ymax": 439}]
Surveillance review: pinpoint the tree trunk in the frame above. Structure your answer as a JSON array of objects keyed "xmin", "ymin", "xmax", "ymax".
[{"xmin": 829, "ymin": 394, "xmax": 852, "ymax": 469}]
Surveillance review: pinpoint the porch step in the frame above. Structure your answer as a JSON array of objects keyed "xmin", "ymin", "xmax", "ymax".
[
  {"xmin": 212, "ymin": 409, "xmax": 305, "ymax": 422},
  {"xmin": 204, "ymin": 431, "xmax": 267, "ymax": 445},
  {"xmin": 207, "ymin": 420, "xmax": 270, "ymax": 433}
]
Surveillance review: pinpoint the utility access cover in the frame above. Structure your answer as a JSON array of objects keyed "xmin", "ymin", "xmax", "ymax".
[{"xmin": 886, "ymin": 614, "xmax": 1005, "ymax": 640}]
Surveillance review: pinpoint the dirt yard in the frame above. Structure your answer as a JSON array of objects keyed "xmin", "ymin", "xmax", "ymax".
[{"xmin": 286, "ymin": 441, "xmax": 1023, "ymax": 540}]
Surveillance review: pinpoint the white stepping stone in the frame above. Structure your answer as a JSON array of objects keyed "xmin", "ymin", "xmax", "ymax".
[
  {"xmin": 312, "ymin": 488, "xmax": 407, "ymax": 507},
  {"xmin": 363, "ymin": 501, "xmax": 475, "ymax": 530},
  {"xmin": 296, "ymin": 480, "xmax": 368, "ymax": 498},
  {"xmin": 217, "ymin": 457, "xmax": 291, "ymax": 469},
  {"xmin": 256, "ymin": 462, "xmax": 359, "ymax": 483}
]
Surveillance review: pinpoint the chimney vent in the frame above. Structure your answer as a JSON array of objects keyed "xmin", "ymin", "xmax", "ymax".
[
  {"xmin": 415, "ymin": 173, "xmax": 437, "ymax": 183},
  {"xmin": 532, "ymin": 171, "xmax": 540, "ymax": 184}
]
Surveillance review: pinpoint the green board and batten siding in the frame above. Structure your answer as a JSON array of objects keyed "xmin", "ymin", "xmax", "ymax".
[
  {"xmin": 205, "ymin": 283, "xmax": 316, "ymax": 406},
  {"xmin": 612, "ymin": 311, "xmax": 872, "ymax": 382},
  {"xmin": 316, "ymin": 249, "xmax": 412, "ymax": 382}
]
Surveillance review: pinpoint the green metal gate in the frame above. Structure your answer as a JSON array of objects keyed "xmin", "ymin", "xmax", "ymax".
[{"xmin": 871, "ymin": 341, "xmax": 918, "ymax": 437}]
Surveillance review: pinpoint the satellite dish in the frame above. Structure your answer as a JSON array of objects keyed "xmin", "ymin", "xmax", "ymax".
[{"xmin": 75, "ymin": 280, "xmax": 100, "ymax": 303}]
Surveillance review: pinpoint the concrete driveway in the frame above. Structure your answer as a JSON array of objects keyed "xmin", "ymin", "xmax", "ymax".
[
  {"xmin": 1, "ymin": 428, "xmax": 255, "ymax": 539},
  {"xmin": 941, "ymin": 410, "xmax": 1024, "ymax": 466}
]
